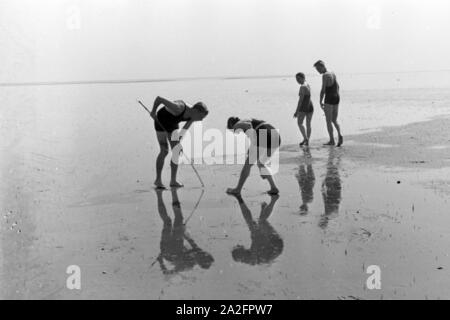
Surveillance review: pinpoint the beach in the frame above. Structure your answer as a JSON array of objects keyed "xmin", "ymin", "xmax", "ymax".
[{"xmin": 1, "ymin": 74, "xmax": 450, "ymax": 299}]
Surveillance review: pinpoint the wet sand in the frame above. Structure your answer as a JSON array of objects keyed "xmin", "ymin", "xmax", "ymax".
[{"xmin": 1, "ymin": 80, "xmax": 450, "ymax": 300}]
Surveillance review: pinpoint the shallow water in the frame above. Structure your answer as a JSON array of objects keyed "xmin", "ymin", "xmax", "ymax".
[
  {"xmin": 1, "ymin": 75, "xmax": 450, "ymax": 299},
  {"xmin": 3, "ymin": 144, "xmax": 450, "ymax": 299}
]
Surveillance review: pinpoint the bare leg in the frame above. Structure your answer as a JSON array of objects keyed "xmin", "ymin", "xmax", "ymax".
[
  {"xmin": 169, "ymin": 136, "xmax": 184, "ymax": 188},
  {"xmin": 297, "ymin": 113, "xmax": 307, "ymax": 144},
  {"xmin": 306, "ymin": 112, "xmax": 313, "ymax": 141},
  {"xmin": 323, "ymin": 105, "xmax": 335, "ymax": 145},
  {"xmin": 227, "ymin": 156, "xmax": 253, "ymax": 195},
  {"xmin": 155, "ymin": 131, "xmax": 169, "ymax": 188},
  {"xmin": 332, "ymin": 105, "xmax": 343, "ymax": 146},
  {"xmin": 258, "ymin": 161, "xmax": 279, "ymax": 195}
]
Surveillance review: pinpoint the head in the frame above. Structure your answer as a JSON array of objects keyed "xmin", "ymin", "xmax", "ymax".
[
  {"xmin": 227, "ymin": 117, "xmax": 240, "ymax": 131},
  {"xmin": 313, "ymin": 60, "xmax": 327, "ymax": 74},
  {"xmin": 191, "ymin": 102, "xmax": 209, "ymax": 121},
  {"xmin": 295, "ymin": 72, "xmax": 306, "ymax": 85}
]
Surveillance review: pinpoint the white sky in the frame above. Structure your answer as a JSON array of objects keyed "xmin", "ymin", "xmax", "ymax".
[{"xmin": 1, "ymin": 0, "xmax": 450, "ymax": 82}]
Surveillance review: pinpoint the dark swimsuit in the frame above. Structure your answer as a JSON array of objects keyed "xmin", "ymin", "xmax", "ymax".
[
  {"xmin": 250, "ymin": 119, "xmax": 281, "ymax": 157},
  {"xmin": 299, "ymin": 86, "xmax": 314, "ymax": 113},
  {"xmin": 324, "ymin": 73, "xmax": 340, "ymax": 105},
  {"xmin": 154, "ymin": 100, "xmax": 189, "ymax": 133}
]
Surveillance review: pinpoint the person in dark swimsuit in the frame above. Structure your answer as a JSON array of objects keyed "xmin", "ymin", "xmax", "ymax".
[
  {"xmin": 150, "ymin": 96, "xmax": 208, "ymax": 189},
  {"xmin": 294, "ymin": 72, "xmax": 314, "ymax": 146},
  {"xmin": 226, "ymin": 117, "xmax": 281, "ymax": 195},
  {"xmin": 314, "ymin": 60, "xmax": 344, "ymax": 147}
]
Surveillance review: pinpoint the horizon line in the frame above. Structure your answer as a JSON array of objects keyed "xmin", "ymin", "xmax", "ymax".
[{"xmin": 1, "ymin": 69, "xmax": 450, "ymax": 87}]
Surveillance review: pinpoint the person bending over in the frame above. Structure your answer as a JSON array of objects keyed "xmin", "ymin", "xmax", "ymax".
[
  {"xmin": 226, "ymin": 117, "xmax": 281, "ymax": 195},
  {"xmin": 150, "ymin": 96, "xmax": 208, "ymax": 189}
]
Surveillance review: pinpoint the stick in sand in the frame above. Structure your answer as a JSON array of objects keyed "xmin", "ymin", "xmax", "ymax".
[{"xmin": 137, "ymin": 100, "xmax": 205, "ymax": 188}]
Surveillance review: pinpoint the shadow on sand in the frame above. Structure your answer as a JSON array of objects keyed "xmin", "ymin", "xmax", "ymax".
[
  {"xmin": 296, "ymin": 147, "xmax": 316, "ymax": 215},
  {"xmin": 228, "ymin": 194, "xmax": 284, "ymax": 265},
  {"xmin": 319, "ymin": 148, "xmax": 342, "ymax": 229},
  {"xmin": 154, "ymin": 189, "xmax": 214, "ymax": 275}
]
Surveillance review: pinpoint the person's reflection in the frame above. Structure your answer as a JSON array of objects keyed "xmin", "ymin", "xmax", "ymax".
[
  {"xmin": 229, "ymin": 194, "xmax": 283, "ymax": 265},
  {"xmin": 155, "ymin": 189, "xmax": 214, "ymax": 275},
  {"xmin": 319, "ymin": 148, "xmax": 342, "ymax": 229},
  {"xmin": 296, "ymin": 147, "xmax": 315, "ymax": 215}
]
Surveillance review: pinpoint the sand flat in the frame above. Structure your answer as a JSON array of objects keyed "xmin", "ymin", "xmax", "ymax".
[{"xmin": 1, "ymin": 78, "xmax": 450, "ymax": 299}]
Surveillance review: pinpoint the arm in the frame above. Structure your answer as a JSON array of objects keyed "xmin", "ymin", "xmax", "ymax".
[
  {"xmin": 320, "ymin": 74, "xmax": 330, "ymax": 108},
  {"xmin": 181, "ymin": 120, "xmax": 194, "ymax": 131},
  {"xmin": 151, "ymin": 96, "xmax": 184, "ymax": 118},
  {"xmin": 150, "ymin": 97, "xmax": 162, "ymax": 119},
  {"xmin": 176, "ymin": 120, "xmax": 194, "ymax": 143}
]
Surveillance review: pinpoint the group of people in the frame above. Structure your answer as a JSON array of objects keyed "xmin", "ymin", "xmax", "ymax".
[
  {"xmin": 294, "ymin": 60, "xmax": 343, "ymax": 147},
  {"xmin": 148, "ymin": 60, "xmax": 343, "ymax": 195}
]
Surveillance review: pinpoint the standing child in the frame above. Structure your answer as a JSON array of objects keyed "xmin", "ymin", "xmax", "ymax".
[{"xmin": 294, "ymin": 72, "xmax": 314, "ymax": 147}]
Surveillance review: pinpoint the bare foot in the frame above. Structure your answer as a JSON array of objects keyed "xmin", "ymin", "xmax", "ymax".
[
  {"xmin": 323, "ymin": 141, "xmax": 335, "ymax": 146},
  {"xmin": 267, "ymin": 187, "xmax": 279, "ymax": 195},
  {"xmin": 337, "ymin": 135, "xmax": 344, "ymax": 147},
  {"xmin": 154, "ymin": 180, "xmax": 166, "ymax": 189},
  {"xmin": 170, "ymin": 181, "xmax": 184, "ymax": 188},
  {"xmin": 300, "ymin": 139, "xmax": 309, "ymax": 147},
  {"xmin": 226, "ymin": 188, "xmax": 241, "ymax": 195}
]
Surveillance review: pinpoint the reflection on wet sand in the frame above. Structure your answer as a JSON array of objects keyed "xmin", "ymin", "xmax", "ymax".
[
  {"xmin": 296, "ymin": 147, "xmax": 315, "ymax": 215},
  {"xmin": 229, "ymin": 194, "xmax": 283, "ymax": 265},
  {"xmin": 319, "ymin": 148, "xmax": 342, "ymax": 229},
  {"xmin": 155, "ymin": 189, "xmax": 214, "ymax": 275}
]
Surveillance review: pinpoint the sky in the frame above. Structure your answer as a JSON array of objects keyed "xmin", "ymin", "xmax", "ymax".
[{"xmin": 1, "ymin": 0, "xmax": 450, "ymax": 83}]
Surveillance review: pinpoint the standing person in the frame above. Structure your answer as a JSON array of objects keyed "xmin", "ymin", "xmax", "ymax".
[
  {"xmin": 313, "ymin": 60, "xmax": 344, "ymax": 147},
  {"xmin": 149, "ymin": 96, "xmax": 209, "ymax": 189},
  {"xmin": 294, "ymin": 72, "xmax": 314, "ymax": 147},
  {"xmin": 226, "ymin": 117, "xmax": 281, "ymax": 195}
]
